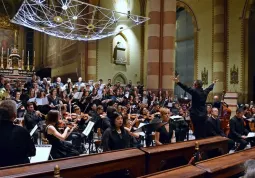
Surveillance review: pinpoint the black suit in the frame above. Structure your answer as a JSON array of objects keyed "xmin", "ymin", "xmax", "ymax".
[
  {"xmin": 229, "ymin": 116, "xmax": 249, "ymax": 150},
  {"xmin": 206, "ymin": 116, "xmax": 235, "ymax": 151},
  {"xmin": 206, "ymin": 117, "xmax": 225, "ymax": 137},
  {"xmin": 0, "ymin": 121, "xmax": 36, "ymax": 167},
  {"xmin": 177, "ymin": 82, "xmax": 214, "ymax": 139}
]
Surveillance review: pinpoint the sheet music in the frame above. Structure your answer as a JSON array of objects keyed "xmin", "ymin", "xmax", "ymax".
[
  {"xmin": 142, "ymin": 98, "xmax": 148, "ymax": 104},
  {"xmin": 82, "ymin": 121, "xmax": 95, "ymax": 136},
  {"xmin": 36, "ymin": 97, "xmax": 49, "ymax": 105},
  {"xmin": 138, "ymin": 123, "xmax": 146, "ymax": 129},
  {"xmin": 73, "ymin": 92, "xmax": 83, "ymax": 99},
  {"xmin": 28, "ymin": 97, "xmax": 36, "ymax": 102},
  {"xmin": 16, "ymin": 117, "xmax": 24, "ymax": 121},
  {"xmin": 16, "ymin": 103, "xmax": 22, "ymax": 109},
  {"xmin": 30, "ymin": 125, "xmax": 38, "ymax": 136},
  {"xmin": 168, "ymin": 102, "xmax": 173, "ymax": 107},
  {"xmin": 60, "ymin": 85, "xmax": 66, "ymax": 91},
  {"xmin": 30, "ymin": 145, "xmax": 52, "ymax": 163},
  {"xmin": 247, "ymin": 132, "xmax": 255, "ymax": 138}
]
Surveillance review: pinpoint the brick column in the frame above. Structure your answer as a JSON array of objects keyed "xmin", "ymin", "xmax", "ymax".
[
  {"xmin": 147, "ymin": 0, "xmax": 161, "ymax": 90},
  {"xmin": 213, "ymin": 0, "xmax": 226, "ymax": 93},
  {"xmin": 85, "ymin": 41, "xmax": 97, "ymax": 82},
  {"xmin": 162, "ymin": 0, "xmax": 176, "ymax": 92}
]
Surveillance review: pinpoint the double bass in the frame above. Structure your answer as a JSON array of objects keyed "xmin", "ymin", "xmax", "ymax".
[{"xmin": 219, "ymin": 91, "xmax": 231, "ymax": 135}]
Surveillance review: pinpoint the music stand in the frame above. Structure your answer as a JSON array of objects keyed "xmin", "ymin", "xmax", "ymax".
[
  {"xmin": 134, "ymin": 122, "xmax": 168, "ymax": 133},
  {"xmin": 30, "ymin": 145, "xmax": 52, "ymax": 163},
  {"xmin": 82, "ymin": 121, "xmax": 96, "ymax": 154}
]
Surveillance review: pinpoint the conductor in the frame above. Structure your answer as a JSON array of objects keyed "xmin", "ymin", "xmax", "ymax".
[{"xmin": 172, "ymin": 76, "xmax": 217, "ymax": 139}]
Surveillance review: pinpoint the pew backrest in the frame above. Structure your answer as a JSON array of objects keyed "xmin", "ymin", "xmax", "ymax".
[
  {"xmin": 140, "ymin": 136, "xmax": 229, "ymax": 174},
  {"xmin": 0, "ymin": 148, "xmax": 146, "ymax": 178},
  {"xmin": 196, "ymin": 147, "xmax": 255, "ymax": 178},
  {"xmin": 138, "ymin": 165, "xmax": 206, "ymax": 178}
]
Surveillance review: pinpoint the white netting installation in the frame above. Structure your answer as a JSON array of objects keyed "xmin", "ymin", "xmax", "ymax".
[{"xmin": 11, "ymin": 0, "xmax": 149, "ymax": 41}]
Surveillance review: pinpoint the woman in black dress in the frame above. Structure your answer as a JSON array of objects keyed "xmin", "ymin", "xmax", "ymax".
[
  {"xmin": 102, "ymin": 112, "xmax": 130, "ymax": 152},
  {"xmin": 45, "ymin": 110, "xmax": 79, "ymax": 159},
  {"xmin": 155, "ymin": 108, "xmax": 175, "ymax": 145}
]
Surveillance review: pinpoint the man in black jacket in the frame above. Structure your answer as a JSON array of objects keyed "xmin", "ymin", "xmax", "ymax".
[
  {"xmin": 172, "ymin": 76, "xmax": 217, "ymax": 139},
  {"xmin": 0, "ymin": 100, "xmax": 35, "ymax": 167},
  {"xmin": 229, "ymin": 108, "xmax": 250, "ymax": 151},
  {"xmin": 206, "ymin": 107, "xmax": 235, "ymax": 151}
]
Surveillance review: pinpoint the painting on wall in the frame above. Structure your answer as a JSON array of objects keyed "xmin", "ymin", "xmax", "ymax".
[{"xmin": 0, "ymin": 28, "xmax": 14, "ymax": 55}]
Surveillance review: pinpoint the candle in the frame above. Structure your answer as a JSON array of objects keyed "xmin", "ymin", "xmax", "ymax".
[
  {"xmin": 22, "ymin": 50, "xmax": 24, "ymax": 59},
  {"xmin": 1, "ymin": 47, "xmax": 3, "ymax": 56},
  {"xmin": 27, "ymin": 51, "xmax": 30, "ymax": 66},
  {"xmin": 7, "ymin": 48, "xmax": 9, "ymax": 57}
]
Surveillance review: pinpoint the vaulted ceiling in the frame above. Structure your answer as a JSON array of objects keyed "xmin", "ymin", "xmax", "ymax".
[{"xmin": 0, "ymin": 0, "xmax": 23, "ymax": 17}]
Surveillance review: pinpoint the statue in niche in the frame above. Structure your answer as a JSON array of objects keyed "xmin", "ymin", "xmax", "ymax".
[
  {"xmin": 201, "ymin": 67, "xmax": 208, "ymax": 85},
  {"xmin": 113, "ymin": 41, "xmax": 127, "ymax": 65},
  {"xmin": 230, "ymin": 64, "xmax": 239, "ymax": 84}
]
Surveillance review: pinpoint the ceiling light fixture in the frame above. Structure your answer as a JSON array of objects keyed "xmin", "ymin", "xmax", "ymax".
[{"xmin": 11, "ymin": 0, "xmax": 150, "ymax": 41}]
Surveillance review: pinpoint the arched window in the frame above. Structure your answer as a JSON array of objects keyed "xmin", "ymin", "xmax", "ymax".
[{"xmin": 174, "ymin": 7, "xmax": 195, "ymax": 97}]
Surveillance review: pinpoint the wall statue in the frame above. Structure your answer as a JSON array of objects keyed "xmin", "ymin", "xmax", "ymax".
[
  {"xmin": 112, "ymin": 33, "xmax": 129, "ymax": 65},
  {"xmin": 201, "ymin": 67, "xmax": 208, "ymax": 85},
  {"xmin": 230, "ymin": 64, "xmax": 239, "ymax": 84}
]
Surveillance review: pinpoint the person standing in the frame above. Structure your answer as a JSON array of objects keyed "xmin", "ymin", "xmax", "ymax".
[{"xmin": 172, "ymin": 76, "xmax": 217, "ymax": 139}]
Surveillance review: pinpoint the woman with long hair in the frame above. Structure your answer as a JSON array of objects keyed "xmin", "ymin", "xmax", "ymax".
[
  {"xmin": 45, "ymin": 110, "xmax": 79, "ymax": 159},
  {"xmin": 102, "ymin": 112, "xmax": 130, "ymax": 152}
]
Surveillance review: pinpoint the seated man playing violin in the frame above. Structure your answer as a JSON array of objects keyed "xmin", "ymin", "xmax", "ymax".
[{"xmin": 24, "ymin": 102, "xmax": 44, "ymax": 143}]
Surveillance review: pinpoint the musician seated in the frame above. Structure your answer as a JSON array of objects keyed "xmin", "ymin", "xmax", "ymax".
[
  {"xmin": 0, "ymin": 100, "xmax": 35, "ymax": 167},
  {"xmin": 24, "ymin": 102, "xmax": 44, "ymax": 144},
  {"xmin": 47, "ymin": 88, "xmax": 61, "ymax": 110},
  {"xmin": 155, "ymin": 108, "xmax": 175, "ymax": 146},
  {"xmin": 45, "ymin": 110, "xmax": 80, "ymax": 159},
  {"xmin": 91, "ymin": 105, "xmax": 104, "ymax": 133},
  {"xmin": 243, "ymin": 106, "xmax": 252, "ymax": 132},
  {"xmin": 207, "ymin": 104, "xmax": 212, "ymax": 117},
  {"xmin": 229, "ymin": 108, "xmax": 255, "ymax": 151},
  {"xmin": 123, "ymin": 116, "xmax": 142, "ymax": 148},
  {"xmin": 212, "ymin": 95, "xmax": 221, "ymax": 110},
  {"xmin": 205, "ymin": 108, "xmax": 235, "ymax": 151},
  {"xmin": 102, "ymin": 112, "xmax": 131, "ymax": 152}
]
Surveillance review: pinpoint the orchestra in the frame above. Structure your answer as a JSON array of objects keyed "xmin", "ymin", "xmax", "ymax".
[{"xmin": 0, "ymin": 74, "xmax": 255, "ymax": 168}]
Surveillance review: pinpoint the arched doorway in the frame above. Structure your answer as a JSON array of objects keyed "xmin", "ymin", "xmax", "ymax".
[{"xmin": 174, "ymin": 6, "xmax": 195, "ymax": 97}]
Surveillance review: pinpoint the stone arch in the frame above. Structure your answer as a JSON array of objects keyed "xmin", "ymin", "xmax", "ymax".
[
  {"xmin": 112, "ymin": 72, "xmax": 128, "ymax": 84},
  {"xmin": 176, "ymin": 1, "xmax": 199, "ymax": 32}
]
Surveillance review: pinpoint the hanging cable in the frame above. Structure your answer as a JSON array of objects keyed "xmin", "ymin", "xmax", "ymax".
[{"xmin": 1, "ymin": 0, "xmax": 10, "ymax": 19}]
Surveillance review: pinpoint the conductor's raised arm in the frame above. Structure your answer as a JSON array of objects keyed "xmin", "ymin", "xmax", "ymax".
[{"xmin": 172, "ymin": 75, "xmax": 195, "ymax": 95}]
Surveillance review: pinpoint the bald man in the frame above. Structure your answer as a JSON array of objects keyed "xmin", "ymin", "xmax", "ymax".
[{"xmin": 212, "ymin": 95, "xmax": 221, "ymax": 109}]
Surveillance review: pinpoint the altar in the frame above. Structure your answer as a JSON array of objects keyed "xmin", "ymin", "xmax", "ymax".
[{"xmin": 0, "ymin": 47, "xmax": 35, "ymax": 81}]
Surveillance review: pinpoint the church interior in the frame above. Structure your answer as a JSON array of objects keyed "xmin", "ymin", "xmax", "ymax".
[{"xmin": 0, "ymin": 0, "xmax": 255, "ymax": 177}]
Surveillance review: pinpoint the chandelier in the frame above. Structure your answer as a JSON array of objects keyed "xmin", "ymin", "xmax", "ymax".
[{"xmin": 11, "ymin": 0, "xmax": 149, "ymax": 41}]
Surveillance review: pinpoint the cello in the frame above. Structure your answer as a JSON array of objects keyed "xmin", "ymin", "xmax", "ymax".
[{"xmin": 219, "ymin": 90, "xmax": 232, "ymax": 135}]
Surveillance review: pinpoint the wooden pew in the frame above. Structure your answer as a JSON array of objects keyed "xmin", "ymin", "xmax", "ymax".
[
  {"xmin": 138, "ymin": 165, "xmax": 206, "ymax": 178},
  {"xmin": 0, "ymin": 148, "xmax": 145, "ymax": 178},
  {"xmin": 140, "ymin": 136, "xmax": 229, "ymax": 174},
  {"xmin": 196, "ymin": 147, "xmax": 255, "ymax": 178}
]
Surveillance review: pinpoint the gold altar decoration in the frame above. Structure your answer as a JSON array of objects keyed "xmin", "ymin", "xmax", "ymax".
[
  {"xmin": 230, "ymin": 64, "xmax": 239, "ymax": 84},
  {"xmin": 0, "ymin": 15, "xmax": 18, "ymax": 30},
  {"xmin": 201, "ymin": 67, "xmax": 208, "ymax": 85}
]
